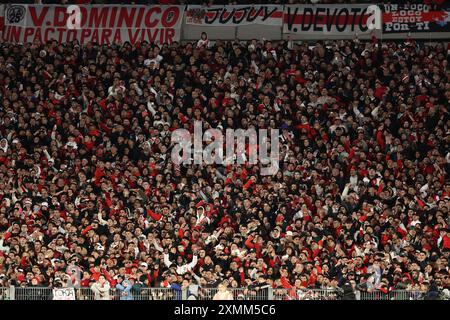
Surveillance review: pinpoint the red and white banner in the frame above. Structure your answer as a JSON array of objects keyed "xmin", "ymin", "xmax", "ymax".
[
  {"xmin": 382, "ymin": 3, "xmax": 450, "ymax": 33},
  {"xmin": 0, "ymin": 5, "xmax": 5, "ymax": 29},
  {"xmin": 2, "ymin": 5, "xmax": 184, "ymax": 45},
  {"xmin": 186, "ymin": 5, "xmax": 283, "ymax": 26},
  {"xmin": 283, "ymin": 4, "xmax": 376, "ymax": 36}
]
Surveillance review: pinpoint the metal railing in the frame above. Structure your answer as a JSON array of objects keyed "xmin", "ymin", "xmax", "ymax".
[
  {"xmin": 0, "ymin": 287, "xmax": 427, "ymax": 300},
  {"xmin": 359, "ymin": 290, "xmax": 425, "ymax": 300},
  {"xmin": 14, "ymin": 287, "xmax": 53, "ymax": 300},
  {"xmin": 196, "ymin": 287, "xmax": 271, "ymax": 300},
  {"xmin": 76, "ymin": 287, "xmax": 180, "ymax": 300},
  {"xmin": 0, "ymin": 287, "xmax": 13, "ymax": 300},
  {"xmin": 274, "ymin": 288, "xmax": 342, "ymax": 300}
]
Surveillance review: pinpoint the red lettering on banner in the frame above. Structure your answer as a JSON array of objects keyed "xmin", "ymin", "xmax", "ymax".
[
  {"xmin": 5, "ymin": 5, "xmax": 182, "ymax": 45},
  {"xmin": 81, "ymin": 29, "xmax": 91, "ymax": 44},
  {"xmin": 109, "ymin": 7, "xmax": 118, "ymax": 28},
  {"xmin": 383, "ymin": 11, "xmax": 441, "ymax": 24},
  {"xmin": 44, "ymin": 28, "xmax": 55, "ymax": 42},
  {"xmin": 161, "ymin": 7, "xmax": 180, "ymax": 28},
  {"xmin": 79, "ymin": 6, "xmax": 88, "ymax": 27},
  {"xmin": 29, "ymin": 6, "xmax": 49, "ymax": 26},
  {"xmin": 7, "ymin": 27, "xmax": 22, "ymax": 42},
  {"xmin": 146, "ymin": 29, "xmax": 159, "ymax": 43},
  {"xmin": 54, "ymin": 6, "xmax": 68, "ymax": 27},
  {"xmin": 101, "ymin": 29, "xmax": 112, "ymax": 44},
  {"xmin": 2, "ymin": 27, "xmax": 6, "ymax": 41},
  {"xmin": 165, "ymin": 28, "xmax": 175, "ymax": 43},
  {"xmin": 56, "ymin": 28, "xmax": 66, "ymax": 42},
  {"xmin": 89, "ymin": 7, "xmax": 109, "ymax": 28},
  {"xmin": 24, "ymin": 27, "xmax": 34, "ymax": 42},
  {"xmin": 33, "ymin": 28, "xmax": 42, "ymax": 43},
  {"xmin": 11, "ymin": 27, "xmax": 22, "ymax": 42},
  {"xmin": 135, "ymin": 7, "xmax": 145, "ymax": 28},
  {"xmin": 112, "ymin": 29, "xmax": 121, "ymax": 43},
  {"xmin": 145, "ymin": 7, "xmax": 161, "ymax": 28},
  {"xmin": 117, "ymin": 7, "xmax": 137, "ymax": 28},
  {"xmin": 128, "ymin": 29, "xmax": 141, "ymax": 44},
  {"xmin": 91, "ymin": 29, "xmax": 99, "ymax": 43},
  {"xmin": 67, "ymin": 29, "xmax": 77, "ymax": 42}
]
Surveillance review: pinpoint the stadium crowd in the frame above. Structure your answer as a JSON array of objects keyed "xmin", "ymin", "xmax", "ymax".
[{"xmin": 0, "ymin": 33, "xmax": 449, "ymax": 300}]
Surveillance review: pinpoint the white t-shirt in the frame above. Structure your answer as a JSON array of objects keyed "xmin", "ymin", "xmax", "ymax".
[
  {"xmin": 144, "ymin": 54, "xmax": 163, "ymax": 67},
  {"xmin": 213, "ymin": 291, "xmax": 233, "ymax": 300},
  {"xmin": 197, "ymin": 39, "xmax": 210, "ymax": 48}
]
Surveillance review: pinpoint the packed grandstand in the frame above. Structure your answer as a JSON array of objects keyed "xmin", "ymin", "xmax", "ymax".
[{"xmin": 0, "ymin": 1, "xmax": 449, "ymax": 301}]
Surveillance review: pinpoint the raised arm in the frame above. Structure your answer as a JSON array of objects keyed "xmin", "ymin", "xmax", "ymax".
[
  {"xmin": 152, "ymin": 239, "xmax": 164, "ymax": 253},
  {"xmin": 98, "ymin": 211, "xmax": 107, "ymax": 226},
  {"xmin": 163, "ymin": 253, "xmax": 173, "ymax": 268},
  {"xmin": 186, "ymin": 255, "xmax": 198, "ymax": 271}
]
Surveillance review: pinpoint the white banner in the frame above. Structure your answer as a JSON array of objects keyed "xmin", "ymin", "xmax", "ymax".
[
  {"xmin": 53, "ymin": 287, "xmax": 76, "ymax": 300},
  {"xmin": 2, "ymin": 5, "xmax": 184, "ymax": 45},
  {"xmin": 186, "ymin": 5, "xmax": 283, "ymax": 26},
  {"xmin": 283, "ymin": 4, "xmax": 378, "ymax": 36}
]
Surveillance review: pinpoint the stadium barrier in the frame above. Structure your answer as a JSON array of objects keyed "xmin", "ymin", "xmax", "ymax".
[
  {"xmin": 359, "ymin": 290, "xmax": 426, "ymax": 301},
  {"xmin": 0, "ymin": 286, "xmax": 426, "ymax": 300}
]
